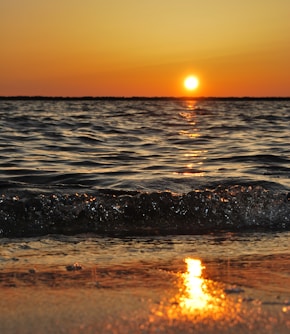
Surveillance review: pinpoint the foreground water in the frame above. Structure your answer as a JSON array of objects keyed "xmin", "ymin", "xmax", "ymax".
[
  {"xmin": 0, "ymin": 98, "xmax": 289, "ymax": 236},
  {"xmin": 1, "ymin": 232, "xmax": 289, "ymax": 268},
  {"xmin": 0, "ymin": 233, "xmax": 290, "ymax": 333}
]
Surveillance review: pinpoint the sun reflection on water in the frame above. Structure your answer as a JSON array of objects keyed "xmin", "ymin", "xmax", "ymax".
[
  {"xmin": 175, "ymin": 101, "xmax": 208, "ymax": 177},
  {"xmin": 173, "ymin": 257, "xmax": 228, "ymax": 318},
  {"xmin": 179, "ymin": 258, "xmax": 209, "ymax": 311},
  {"xmin": 152, "ymin": 257, "xmax": 242, "ymax": 323}
]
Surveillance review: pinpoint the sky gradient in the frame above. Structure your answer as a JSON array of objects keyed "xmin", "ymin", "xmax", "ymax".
[{"xmin": 1, "ymin": 0, "xmax": 290, "ymax": 97}]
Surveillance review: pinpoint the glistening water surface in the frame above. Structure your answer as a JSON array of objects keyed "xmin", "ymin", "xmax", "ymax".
[
  {"xmin": 1, "ymin": 232, "xmax": 290, "ymax": 268},
  {"xmin": 1, "ymin": 99, "xmax": 289, "ymax": 193},
  {"xmin": 1, "ymin": 99, "xmax": 290, "ymax": 333},
  {"xmin": 1, "ymin": 232, "xmax": 290, "ymax": 333},
  {"xmin": 0, "ymin": 98, "xmax": 289, "ymax": 237}
]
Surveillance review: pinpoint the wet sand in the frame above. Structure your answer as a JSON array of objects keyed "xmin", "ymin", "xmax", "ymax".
[{"xmin": 1, "ymin": 253, "xmax": 290, "ymax": 333}]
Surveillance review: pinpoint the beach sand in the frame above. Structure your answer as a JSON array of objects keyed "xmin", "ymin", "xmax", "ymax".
[{"xmin": 1, "ymin": 252, "xmax": 290, "ymax": 334}]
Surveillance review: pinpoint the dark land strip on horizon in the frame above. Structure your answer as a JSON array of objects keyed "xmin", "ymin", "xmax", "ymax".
[{"xmin": 0, "ymin": 96, "xmax": 290, "ymax": 101}]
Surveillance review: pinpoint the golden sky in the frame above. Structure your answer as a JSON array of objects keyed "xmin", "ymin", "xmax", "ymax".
[{"xmin": 1, "ymin": 0, "xmax": 290, "ymax": 97}]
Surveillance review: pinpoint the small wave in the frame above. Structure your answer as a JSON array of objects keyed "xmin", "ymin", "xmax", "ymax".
[
  {"xmin": 214, "ymin": 154, "xmax": 290, "ymax": 164},
  {"xmin": 0, "ymin": 185, "xmax": 289, "ymax": 238},
  {"xmin": 77, "ymin": 135, "xmax": 104, "ymax": 144}
]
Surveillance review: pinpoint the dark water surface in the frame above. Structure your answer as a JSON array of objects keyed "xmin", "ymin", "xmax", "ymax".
[
  {"xmin": 0, "ymin": 98, "xmax": 289, "ymax": 237},
  {"xmin": 1, "ymin": 99, "xmax": 290, "ymax": 334}
]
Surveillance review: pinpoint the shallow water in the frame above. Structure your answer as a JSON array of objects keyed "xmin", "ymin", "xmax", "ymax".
[
  {"xmin": 1, "ymin": 232, "xmax": 290, "ymax": 302},
  {"xmin": 0, "ymin": 232, "xmax": 290, "ymax": 333},
  {"xmin": 1, "ymin": 232, "xmax": 290, "ymax": 268}
]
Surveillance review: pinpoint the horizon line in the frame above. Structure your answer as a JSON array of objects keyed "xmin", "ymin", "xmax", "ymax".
[{"xmin": 1, "ymin": 95, "xmax": 290, "ymax": 100}]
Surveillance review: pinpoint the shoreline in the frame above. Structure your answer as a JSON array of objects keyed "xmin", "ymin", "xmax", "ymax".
[{"xmin": 1, "ymin": 251, "xmax": 290, "ymax": 333}]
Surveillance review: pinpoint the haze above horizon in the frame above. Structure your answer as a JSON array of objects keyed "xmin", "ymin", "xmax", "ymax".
[{"xmin": 1, "ymin": 0, "xmax": 290, "ymax": 97}]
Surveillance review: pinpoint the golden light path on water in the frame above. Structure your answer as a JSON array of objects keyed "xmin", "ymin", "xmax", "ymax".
[
  {"xmin": 179, "ymin": 258, "xmax": 210, "ymax": 311},
  {"xmin": 173, "ymin": 100, "xmax": 207, "ymax": 178},
  {"xmin": 168, "ymin": 258, "xmax": 231, "ymax": 319},
  {"xmin": 151, "ymin": 257, "xmax": 246, "ymax": 326},
  {"xmin": 147, "ymin": 256, "xmax": 290, "ymax": 333}
]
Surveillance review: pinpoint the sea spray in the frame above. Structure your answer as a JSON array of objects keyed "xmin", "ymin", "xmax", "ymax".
[{"xmin": 1, "ymin": 185, "xmax": 289, "ymax": 237}]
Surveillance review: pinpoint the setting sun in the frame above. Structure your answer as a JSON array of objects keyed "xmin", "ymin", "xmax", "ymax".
[{"xmin": 184, "ymin": 76, "xmax": 199, "ymax": 91}]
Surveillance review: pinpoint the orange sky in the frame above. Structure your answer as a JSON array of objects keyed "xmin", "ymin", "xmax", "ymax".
[{"xmin": 1, "ymin": 0, "xmax": 290, "ymax": 97}]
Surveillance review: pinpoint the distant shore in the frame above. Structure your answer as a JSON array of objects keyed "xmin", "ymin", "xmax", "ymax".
[{"xmin": 1, "ymin": 96, "xmax": 290, "ymax": 101}]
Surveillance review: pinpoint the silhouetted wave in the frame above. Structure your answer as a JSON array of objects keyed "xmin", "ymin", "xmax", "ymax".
[{"xmin": 0, "ymin": 185, "xmax": 289, "ymax": 237}]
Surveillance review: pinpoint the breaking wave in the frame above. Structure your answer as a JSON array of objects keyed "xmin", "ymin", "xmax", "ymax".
[{"xmin": 1, "ymin": 185, "xmax": 289, "ymax": 237}]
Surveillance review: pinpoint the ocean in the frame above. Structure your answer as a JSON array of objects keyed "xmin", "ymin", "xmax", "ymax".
[
  {"xmin": 1, "ymin": 98, "xmax": 290, "ymax": 333},
  {"xmin": 0, "ymin": 98, "xmax": 289, "ymax": 237}
]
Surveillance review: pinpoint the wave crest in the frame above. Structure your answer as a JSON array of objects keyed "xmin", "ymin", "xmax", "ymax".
[{"xmin": 0, "ymin": 185, "xmax": 289, "ymax": 237}]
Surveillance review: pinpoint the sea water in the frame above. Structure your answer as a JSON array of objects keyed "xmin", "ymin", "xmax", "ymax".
[
  {"xmin": 1, "ymin": 98, "xmax": 290, "ymax": 332},
  {"xmin": 0, "ymin": 98, "xmax": 289, "ymax": 236}
]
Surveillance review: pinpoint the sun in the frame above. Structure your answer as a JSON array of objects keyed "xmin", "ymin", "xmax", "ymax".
[{"xmin": 184, "ymin": 76, "xmax": 199, "ymax": 91}]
